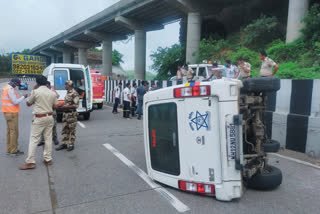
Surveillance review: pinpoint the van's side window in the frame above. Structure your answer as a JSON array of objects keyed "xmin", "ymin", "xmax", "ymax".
[{"xmin": 54, "ymin": 70, "xmax": 68, "ymax": 90}]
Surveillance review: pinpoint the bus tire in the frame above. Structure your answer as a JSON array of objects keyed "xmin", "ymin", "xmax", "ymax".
[
  {"xmin": 248, "ymin": 165, "xmax": 282, "ymax": 190},
  {"xmin": 263, "ymin": 140, "xmax": 280, "ymax": 153},
  {"xmin": 83, "ymin": 112, "xmax": 90, "ymax": 120},
  {"xmin": 97, "ymin": 103, "xmax": 103, "ymax": 109},
  {"xmin": 241, "ymin": 77, "xmax": 280, "ymax": 93}
]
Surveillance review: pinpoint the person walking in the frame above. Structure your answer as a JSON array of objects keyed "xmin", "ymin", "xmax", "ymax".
[
  {"xmin": 19, "ymin": 76, "xmax": 58, "ymax": 170},
  {"xmin": 1, "ymin": 78, "xmax": 28, "ymax": 156},
  {"xmin": 55, "ymin": 80, "xmax": 79, "ymax": 152},
  {"xmin": 38, "ymin": 81, "xmax": 60, "ymax": 146},
  {"xmin": 259, "ymin": 50, "xmax": 279, "ymax": 77},
  {"xmin": 112, "ymin": 82, "xmax": 122, "ymax": 114},
  {"xmin": 131, "ymin": 83, "xmax": 137, "ymax": 117},
  {"xmin": 237, "ymin": 57, "xmax": 251, "ymax": 79},
  {"xmin": 186, "ymin": 65, "xmax": 194, "ymax": 82},
  {"xmin": 123, "ymin": 83, "xmax": 131, "ymax": 119},
  {"xmin": 136, "ymin": 81, "xmax": 148, "ymax": 120}
]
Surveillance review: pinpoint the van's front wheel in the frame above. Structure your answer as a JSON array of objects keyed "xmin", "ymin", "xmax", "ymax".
[
  {"xmin": 83, "ymin": 112, "xmax": 90, "ymax": 120},
  {"xmin": 248, "ymin": 165, "xmax": 282, "ymax": 190},
  {"xmin": 97, "ymin": 103, "xmax": 103, "ymax": 109}
]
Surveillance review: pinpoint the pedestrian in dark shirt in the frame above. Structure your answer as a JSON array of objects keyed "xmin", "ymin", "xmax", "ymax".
[{"xmin": 136, "ymin": 81, "xmax": 148, "ymax": 120}]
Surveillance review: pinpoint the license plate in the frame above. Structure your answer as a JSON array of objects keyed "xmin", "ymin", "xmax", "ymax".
[{"xmin": 227, "ymin": 124, "xmax": 236, "ymax": 160}]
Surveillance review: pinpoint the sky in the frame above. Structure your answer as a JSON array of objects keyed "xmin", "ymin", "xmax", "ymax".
[{"xmin": 0, "ymin": 0, "xmax": 180, "ymax": 71}]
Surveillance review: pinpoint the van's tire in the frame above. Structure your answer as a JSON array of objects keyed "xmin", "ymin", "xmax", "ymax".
[
  {"xmin": 263, "ymin": 140, "xmax": 280, "ymax": 153},
  {"xmin": 241, "ymin": 77, "xmax": 280, "ymax": 93},
  {"xmin": 83, "ymin": 112, "xmax": 90, "ymax": 120},
  {"xmin": 248, "ymin": 165, "xmax": 282, "ymax": 190},
  {"xmin": 57, "ymin": 113, "xmax": 63, "ymax": 123},
  {"xmin": 97, "ymin": 103, "xmax": 103, "ymax": 109}
]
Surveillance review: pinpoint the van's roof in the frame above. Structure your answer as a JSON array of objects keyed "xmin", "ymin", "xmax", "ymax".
[{"xmin": 49, "ymin": 63, "xmax": 85, "ymax": 69}]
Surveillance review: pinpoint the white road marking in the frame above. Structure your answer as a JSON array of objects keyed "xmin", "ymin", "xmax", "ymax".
[
  {"xmin": 77, "ymin": 121, "xmax": 86, "ymax": 128},
  {"xmin": 103, "ymin": 143, "xmax": 190, "ymax": 213},
  {"xmin": 269, "ymin": 153, "xmax": 320, "ymax": 170}
]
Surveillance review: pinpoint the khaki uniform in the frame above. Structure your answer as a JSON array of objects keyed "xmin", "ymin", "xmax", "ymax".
[
  {"xmin": 26, "ymin": 86, "xmax": 58, "ymax": 163},
  {"xmin": 187, "ymin": 68, "xmax": 194, "ymax": 81},
  {"xmin": 61, "ymin": 88, "xmax": 79, "ymax": 147},
  {"xmin": 260, "ymin": 57, "xmax": 276, "ymax": 77},
  {"xmin": 238, "ymin": 62, "xmax": 251, "ymax": 78}
]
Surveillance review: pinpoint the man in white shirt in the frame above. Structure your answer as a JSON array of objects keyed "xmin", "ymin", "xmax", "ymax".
[
  {"xmin": 225, "ymin": 60, "xmax": 239, "ymax": 79},
  {"xmin": 123, "ymin": 83, "xmax": 131, "ymax": 119},
  {"xmin": 1, "ymin": 78, "xmax": 28, "ymax": 155},
  {"xmin": 259, "ymin": 50, "xmax": 279, "ymax": 77},
  {"xmin": 131, "ymin": 83, "xmax": 137, "ymax": 117},
  {"xmin": 112, "ymin": 82, "xmax": 122, "ymax": 114}
]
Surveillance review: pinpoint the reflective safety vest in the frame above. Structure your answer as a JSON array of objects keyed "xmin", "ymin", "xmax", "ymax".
[{"xmin": 1, "ymin": 85, "xmax": 20, "ymax": 113}]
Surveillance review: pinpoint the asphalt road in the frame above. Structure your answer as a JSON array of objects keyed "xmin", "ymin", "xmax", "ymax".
[{"xmin": 0, "ymin": 81, "xmax": 319, "ymax": 214}]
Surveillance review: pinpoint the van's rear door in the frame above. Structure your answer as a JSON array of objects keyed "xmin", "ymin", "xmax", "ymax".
[
  {"xmin": 178, "ymin": 96, "xmax": 222, "ymax": 184},
  {"xmin": 85, "ymin": 66, "xmax": 93, "ymax": 111},
  {"xmin": 53, "ymin": 68, "xmax": 69, "ymax": 103}
]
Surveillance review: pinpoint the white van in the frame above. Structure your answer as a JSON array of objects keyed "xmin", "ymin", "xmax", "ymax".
[
  {"xmin": 43, "ymin": 63, "xmax": 93, "ymax": 121},
  {"xmin": 143, "ymin": 78, "xmax": 282, "ymax": 201},
  {"xmin": 171, "ymin": 64, "xmax": 227, "ymax": 82}
]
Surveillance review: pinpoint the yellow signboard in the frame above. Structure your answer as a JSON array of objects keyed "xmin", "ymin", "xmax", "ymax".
[{"xmin": 11, "ymin": 54, "xmax": 46, "ymax": 75}]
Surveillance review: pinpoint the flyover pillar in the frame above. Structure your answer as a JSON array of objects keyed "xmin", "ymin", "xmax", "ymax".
[
  {"xmin": 103, "ymin": 39, "xmax": 113, "ymax": 76},
  {"xmin": 186, "ymin": 12, "xmax": 201, "ymax": 64},
  {"xmin": 63, "ymin": 50, "xmax": 72, "ymax": 64},
  {"xmin": 135, "ymin": 30, "xmax": 146, "ymax": 80},
  {"xmin": 78, "ymin": 48, "xmax": 88, "ymax": 66},
  {"xmin": 286, "ymin": 0, "xmax": 309, "ymax": 43}
]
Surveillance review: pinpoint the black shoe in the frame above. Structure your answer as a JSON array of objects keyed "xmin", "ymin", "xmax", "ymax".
[
  {"xmin": 37, "ymin": 141, "xmax": 45, "ymax": 146},
  {"xmin": 137, "ymin": 117, "xmax": 141, "ymax": 120},
  {"xmin": 53, "ymin": 138, "xmax": 60, "ymax": 145},
  {"xmin": 67, "ymin": 145, "xmax": 74, "ymax": 151},
  {"xmin": 55, "ymin": 144, "xmax": 67, "ymax": 151},
  {"xmin": 8, "ymin": 150, "xmax": 24, "ymax": 156}
]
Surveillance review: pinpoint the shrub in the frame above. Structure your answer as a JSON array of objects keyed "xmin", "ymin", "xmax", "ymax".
[
  {"xmin": 275, "ymin": 62, "xmax": 320, "ymax": 79},
  {"xmin": 267, "ymin": 39, "xmax": 308, "ymax": 63},
  {"xmin": 197, "ymin": 39, "xmax": 228, "ymax": 63},
  {"xmin": 241, "ymin": 15, "xmax": 284, "ymax": 49},
  {"xmin": 226, "ymin": 48, "xmax": 260, "ymax": 67}
]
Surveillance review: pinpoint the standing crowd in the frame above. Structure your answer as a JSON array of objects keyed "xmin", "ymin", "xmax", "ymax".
[
  {"xmin": 112, "ymin": 80, "xmax": 155, "ymax": 120},
  {"xmin": 176, "ymin": 50, "xmax": 279, "ymax": 81},
  {"xmin": 1, "ymin": 75, "xmax": 80, "ymax": 170}
]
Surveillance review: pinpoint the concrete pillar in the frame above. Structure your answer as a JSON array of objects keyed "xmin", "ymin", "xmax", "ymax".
[
  {"xmin": 63, "ymin": 50, "xmax": 72, "ymax": 63},
  {"xmin": 103, "ymin": 39, "xmax": 113, "ymax": 77},
  {"xmin": 78, "ymin": 48, "xmax": 88, "ymax": 66},
  {"xmin": 51, "ymin": 56, "xmax": 55, "ymax": 64},
  {"xmin": 286, "ymin": 0, "xmax": 309, "ymax": 43},
  {"xmin": 186, "ymin": 12, "xmax": 201, "ymax": 64},
  {"xmin": 134, "ymin": 30, "xmax": 146, "ymax": 80}
]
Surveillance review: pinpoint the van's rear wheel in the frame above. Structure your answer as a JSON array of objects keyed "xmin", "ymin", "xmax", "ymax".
[
  {"xmin": 83, "ymin": 112, "xmax": 90, "ymax": 120},
  {"xmin": 241, "ymin": 77, "xmax": 280, "ymax": 93},
  {"xmin": 263, "ymin": 140, "xmax": 280, "ymax": 153},
  {"xmin": 248, "ymin": 165, "xmax": 282, "ymax": 190},
  {"xmin": 57, "ymin": 113, "xmax": 63, "ymax": 123},
  {"xmin": 97, "ymin": 103, "xmax": 103, "ymax": 109}
]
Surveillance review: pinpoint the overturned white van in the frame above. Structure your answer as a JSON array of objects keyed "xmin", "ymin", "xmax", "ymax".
[{"xmin": 43, "ymin": 63, "xmax": 93, "ymax": 121}]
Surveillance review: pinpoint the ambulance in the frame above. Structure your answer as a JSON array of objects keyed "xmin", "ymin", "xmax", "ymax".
[
  {"xmin": 90, "ymin": 70, "xmax": 105, "ymax": 109},
  {"xmin": 143, "ymin": 77, "xmax": 282, "ymax": 201},
  {"xmin": 43, "ymin": 63, "xmax": 93, "ymax": 121}
]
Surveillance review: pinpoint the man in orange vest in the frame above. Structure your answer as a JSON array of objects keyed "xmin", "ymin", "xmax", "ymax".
[{"xmin": 1, "ymin": 78, "xmax": 28, "ymax": 155}]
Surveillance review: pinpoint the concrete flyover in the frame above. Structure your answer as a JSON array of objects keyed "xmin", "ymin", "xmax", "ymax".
[{"xmin": 32, "ymin": 0, "xmax": 309, "ymax": 79}]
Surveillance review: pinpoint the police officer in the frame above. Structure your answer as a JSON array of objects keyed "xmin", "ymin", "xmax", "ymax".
[
  {"xmin": 38, "ymin": 81, "xmax": 60, "ymax": 146},
  {"xmin": 56, "ymin": 80, "xmax": 79, "ymax": 152},
  {"xmin": 19, "ymin": 76, "xmax": 58, "ymax": 170}
]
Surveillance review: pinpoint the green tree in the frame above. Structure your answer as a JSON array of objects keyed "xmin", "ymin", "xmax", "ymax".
[
  {"xmin": 112, "ymin": 49, "xmax": 123, "ymax": 65},
  {"xmin": 241, "ymin": 15, "xmax": 284, "ymax": 49},
  {"xmin": 150, "ymin": 44, "xmax": 185, "ymax": 80}
]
